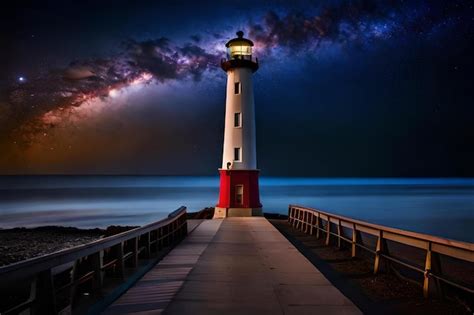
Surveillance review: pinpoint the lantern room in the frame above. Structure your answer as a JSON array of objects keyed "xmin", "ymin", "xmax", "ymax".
[
  {"xmin": 221, "ymin": 31, "xmax": 259, "ymax": 73},
  {"xmin": 226, "ymin": 31, "xmax": 253, "ymax": 60}
]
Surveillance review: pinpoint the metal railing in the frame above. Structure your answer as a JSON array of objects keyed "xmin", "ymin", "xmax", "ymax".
[
  {"xmin": 220, "ymin": 56, "xmax": 259, "ymax": 72},
  {"xmin": 0, "ymin": 206, "xmax": 187, "ymax": 315},
  {"xmin": 221, "ymin": 56, "xmax": 259, "ymax": 62},
  {"xmin": 288, "ymin": 205, "xmax": 474, "ymax": 298}
]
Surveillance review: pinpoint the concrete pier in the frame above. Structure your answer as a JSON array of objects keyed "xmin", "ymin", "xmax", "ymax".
[{"xmin": 103, "ymin": 218, "xmax": 361, "ymax": 314}]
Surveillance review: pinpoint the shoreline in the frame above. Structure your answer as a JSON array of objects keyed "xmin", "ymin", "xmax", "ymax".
[
  {"xmin": 0, "ymin": 225, "xmax": 141, "ymax": 267},
  {"xmin": 0, "ymin": 208, "xmax": 214, "ymax": 267},
  {"xmin": 0, "ymin": 226, "xmax": 104, "ymax": 267}
]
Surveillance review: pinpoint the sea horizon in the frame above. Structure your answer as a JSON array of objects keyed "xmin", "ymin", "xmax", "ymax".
[{"xmin": 1, "ymin": 176, "xmax": 473, "ymax": 243}]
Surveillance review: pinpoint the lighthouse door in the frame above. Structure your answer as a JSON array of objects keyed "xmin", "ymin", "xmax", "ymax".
[{"xmin": 235, "ymin": 185, "xmax": 244, "ymax": 205}]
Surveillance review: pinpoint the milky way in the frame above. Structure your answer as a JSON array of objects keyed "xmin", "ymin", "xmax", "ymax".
[
  {"xmin": 0, "ymin": 0, "xmax": 472, "ymax": 175},
  {"xmin": 2, "ymin": 1, "xmax": 468, "ymax": 142}
]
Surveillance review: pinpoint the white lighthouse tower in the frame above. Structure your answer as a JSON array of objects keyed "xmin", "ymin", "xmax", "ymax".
[{"xmin": 214, "ymin": 31, "xmax": 262, "ymax": 218}]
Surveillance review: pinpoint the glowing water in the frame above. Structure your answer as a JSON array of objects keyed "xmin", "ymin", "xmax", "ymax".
[{"xmin": 0, "ymin": 176, "xmax": 473, "ymax": 242}]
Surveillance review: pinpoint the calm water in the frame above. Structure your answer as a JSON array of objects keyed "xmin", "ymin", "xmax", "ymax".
[{"xmin": 0, "ymin": 176, "xmax": 473, "ymax": 242}]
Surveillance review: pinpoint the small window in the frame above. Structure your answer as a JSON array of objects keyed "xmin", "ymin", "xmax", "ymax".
[
  {"xmin": 235, "ymin": 185, "xmax": 243, "ymax": 205},
  {"xmin": 234, "ymin": 82, "xmax": 240, "ymax": 94},
  {"xmin": 234, "ymin": 112, "xmax": 241, "ymax": 127},
  {"xmin": 234, "ymin": 147, "xmax": 241, "ymax": 161}
]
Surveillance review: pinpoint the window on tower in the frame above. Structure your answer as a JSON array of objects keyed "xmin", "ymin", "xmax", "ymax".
[
  {"xmin": 234, "ymin": 112, "xmax": 241, "ymax": 127},
  {"xmin": 234, "ymin": 82, "xmax": 241, "ymax": 94},
  {"xmin": 234, "ymin": 147, "xmax": 241, "ymax": 161}
]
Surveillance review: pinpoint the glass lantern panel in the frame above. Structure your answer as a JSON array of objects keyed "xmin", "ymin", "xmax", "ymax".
[{"xmin": 228, "ymin": 45, "xmax": 252, "ymax": 59}]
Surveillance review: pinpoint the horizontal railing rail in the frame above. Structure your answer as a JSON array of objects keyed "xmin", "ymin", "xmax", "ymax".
[
  {"xmin": 221, "ymin": 56, "xmax": 259, "ymax": 63},
  {"xmin": 288, "ymin": 204, "xmax": 474, "ymax": 298},
  {"xmin": 0, "ymin": 206, "xmax": 188, "ymax": 315},
  {"xmin": 220, "ymin": 57, "xmax": 259, "ymax": 72}
]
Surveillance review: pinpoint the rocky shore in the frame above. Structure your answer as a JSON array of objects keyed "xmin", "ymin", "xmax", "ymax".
[
  {"xmin": 0, "ymin": 226, "xmax": 104, "ymax": 266},
  {"xmin": 0, "ymin": 225, "xmax": 142, "ymax": 267},
  {"xmin": 0, "ymin": 208, "xmax": 213, "ymax": 267}
]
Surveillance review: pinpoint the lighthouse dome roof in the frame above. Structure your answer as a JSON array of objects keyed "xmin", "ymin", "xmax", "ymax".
[{"xmin": 225, "ymin": 31, "xmax": 254, "ymax": 48}]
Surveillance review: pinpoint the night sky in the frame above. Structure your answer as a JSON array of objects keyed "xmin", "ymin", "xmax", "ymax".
[{"xmin": 0, "ymin": 0, "xmax": 473, "ymax": 176}]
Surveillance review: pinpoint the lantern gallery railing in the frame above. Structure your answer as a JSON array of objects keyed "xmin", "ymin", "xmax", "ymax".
[
  {"xmin": 220, "ymin": 57, "xmax": 259, "ymax": 72},
  {"xmin": 221, "ymin": 56, "xmax": 259, "ymax": 63},
  {"xmin": 288, "ymin": 205, "xmax": 474, "ymax": 298},
  {"xmin": 0, "ymin": 207, "xmax": 187, "ymax": 315}
]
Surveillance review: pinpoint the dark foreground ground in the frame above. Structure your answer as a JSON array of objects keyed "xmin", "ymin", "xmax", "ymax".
[
  {"xmin": 0, "ymin": 226, "xmax": 104, "ymax": 266},
  {"xmin": 0, "ymin": 209, "xmax": 213, "ymax": 267},
  {"xmin": 0, "ymin": 225, "xmax": 141, "ymax": 266},
  {"xmin": 268, "ymin": 218, "xmax": 472, "ymax": 315}
]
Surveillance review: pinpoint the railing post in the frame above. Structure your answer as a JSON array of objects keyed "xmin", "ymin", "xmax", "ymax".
[
  {"xmin": 183, "ymin": 217, "xmax": 188, "ymax": 238},
  {"xmin": 179, "ymin": 218, "xmax": 184, "ymax": 239},
  {"xmin": 298, "ymin": 208, "xmax": 302, "ymax": 229},
  {"xmin": 132, "ymin": 237, "xmax": 139, "ymax": 268},
  {"xmin": 70, "ymin": 260, "xmax": 78, "ymax": 308},
  {"xmin": 303, "ymin": 211, "xmax": 307, "ymax": 232},
  {"xmin": 298, "ymin": 209, "xmax": 303, "ymax": 230},
  {"xmin": 170, "ymin": 222, "xmax": 174, "ymax": 244},
  {"xmin": 169, "ymin": 223, "xmax": 172, "ymax": 244},
  {"xmin": 175, "ymin": 220, "xmax": 179, "ymax": 240},
  {"xmin": 167, "ymin": 223, "xmax": 172, "ymax": 245},
  {"xmin": 301, "ymin": 211, "xmax": 305, "ymax": 232},
  {"xmin": 316, "ymin": 213, "xmax": 320, "ymax": 239},
  {"xmin": 176, "ymin": 220, "xmax": 179, "ymax": 240},
  {"xmin": 155, "ymin": 229, "xmax": 161, "ymax": 254},
  {"xmin": 303, "ymin": 211, "xmax": 308, "ymax": 233},
  {"xmin": 177, "ymin": 218, "xmax": 181, "ymax": 238},
  {"xmin": 302, "ymin": 210, "xmax": 306, "ymax": 231},
  {"xmin": 337, "ymin": 219, "xmax": 342, "ymax": 248},
  {"xmin": 158, "ymin": 227, "xmax": 163, "ymax": 250},
  {"xmin": 309, "ymin": 212, "xmax": 314, "ymax": 236},
  {"xmin": 33, "ymin": 269, "xmax": 56, "ymax": 315},
  {"xmin": 291, "ymin": 208, "xmax": 296, "ymax": 228},
  {"xmin": 351, "ymin": 223, "xmax": 357, "ymax": 258},
  {"xmin": 91, "ymin": 251, "xmax": 103, "ymax": 297},
  {"xmin": 374, "ymin": 231, "xmax": 383, "ymax": 274},
  {"xmin": 163, "ymin": 226, "xmax": 168, "ymax": 247},
  {"xmin": 171, "ymin": 222, "xmax": 175, "ymax": 243},
  {"xmin": 305, "ymin": 211, "xmax": 311, "ymax": 233},
  {"xmin": 423, "ymin": 242, "xmax": 432, "ymax": 298},
  {"xmin": 295, "ymin": 209, "xmax": 300, "ymax": 229},
  {"xmin": 115, "ymin": 242, "xmax": 125, "ymax": 279},
  {"xmin": 295, "ymin": 208, "xmax": 300, "ymax": 228},
  {"xmin": 300, "ymin": 209, "xmax": 304, "ymax": 231},
  {"xmin": 432, "ymin": 252, "xmax": 444, "ymax": 298},
  {"xmin": 153, "ymin": 229, "xmax": 157, "ymax": 252},
  {"xmin": 325, "ymin": 216, "xmax": 331, "ymax": 246},
  {"xmin": 288, "ymin": 206, "xmax": 292, "ymax": 223},
  {"xmin": 307, "ymin": 211, "xmax": 311, "ymax": 233},
  {"xmin": 178, "ymin": 219, "xmax": 181, "ymax": 239},
  {"xmin": 145, "ymin": 232, "xmax": 151, "ymax": 258}
]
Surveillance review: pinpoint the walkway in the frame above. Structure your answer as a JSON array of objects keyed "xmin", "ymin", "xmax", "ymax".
[{"xmin": 103, "ymin": 217, "xmax": 361, "ymax": 314}]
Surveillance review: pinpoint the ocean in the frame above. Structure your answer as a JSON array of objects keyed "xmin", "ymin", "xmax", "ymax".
[{"xmin": 0, "ymin": 176, "xmax": 473, "ymax": 242}]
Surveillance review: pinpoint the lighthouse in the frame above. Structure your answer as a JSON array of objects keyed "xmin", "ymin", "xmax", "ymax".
[{"xmin": 214, "ymin": 31, "xmax": 262, "ymax": 218}]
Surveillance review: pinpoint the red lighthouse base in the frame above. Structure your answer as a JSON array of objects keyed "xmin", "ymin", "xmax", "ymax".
[{"xmin": 214, "ymin": 169, "xmax": 263, "ymax": 218}]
